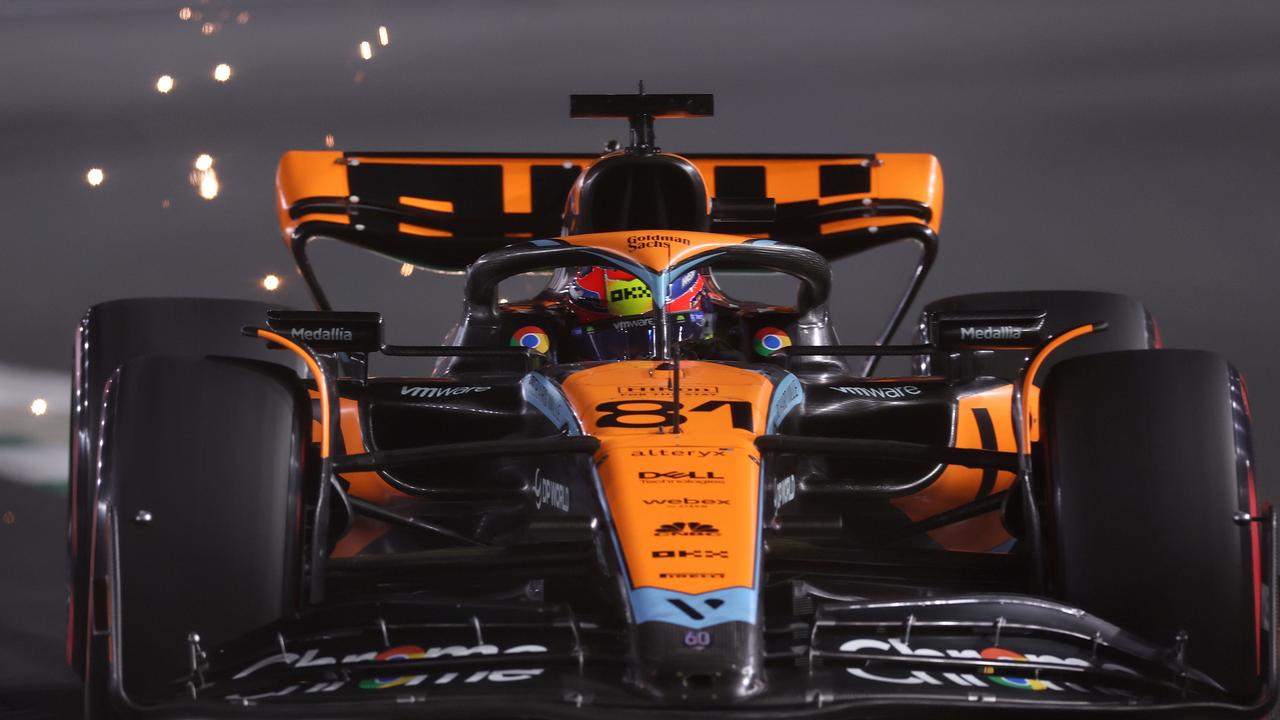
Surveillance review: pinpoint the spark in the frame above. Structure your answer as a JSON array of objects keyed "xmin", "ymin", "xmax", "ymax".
[
  {"xmin": 359, "ymin": 41, "xmax": 373, "ymax": 60},
  {"xmin": 178, "ymin": 7, "xmax": 192, "ymax": 20},
  {"xmin": 399, "ymin": 263, "xmax": 414, "ymax": 277},
  {"xmin": 30, "ymin": 398, "xmax": 48, "ymax": 416},
  {"xmin": 155, "ymin": 75, "xmax": 175, "ymax": 93},
  {"xmin": 236, "ymin": 11, "xmax": 250, "ymax": 24},
  {"xmin": 161, "ymin": 199, "xmax": 171, "ymax": 209},
  {"xmin": 85, "ymin": 168, "xmax": 105, "ymax": 187},
  {"xmin": 378, "ymin": 26, "xmax": 390, "ymax": 46},
  {"xmin": 261, "ymin": 274, "xmax": 281, "ymax": 292},
  {"xmin": 194, "ymin": 153, "xmax": 214, "ymax": 171},
  {"xmin": 197, "ymin": 169, "xmax": 219, "ymax": 200},
  {"xmin": 212, "ymin": 63, "xmax": 233, "ymax": 82},
  {"xmin": 200, "ymin": 21, "xmax": 219, "ymax": 35},
  {"xmin": 324, "ymin": 133, "xmax": 335, "ymax": 148}
]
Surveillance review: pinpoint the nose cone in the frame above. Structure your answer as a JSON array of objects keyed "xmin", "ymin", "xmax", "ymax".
[
  {"xmin": 631, "ymin": 620, "xmax": 764, "ymax": 703},
  {"xmin": 557, "ymin": 361, "xmax": 778, "ymax": 704}
]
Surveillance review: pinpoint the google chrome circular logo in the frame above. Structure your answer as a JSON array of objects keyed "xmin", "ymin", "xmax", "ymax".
[
  {"xmin": 753, "ymin": 327, "xmax": 792, "ymax": 357},
  {"xmin": 980, "ymin": 647, "xmax": 1049, "ymax": 690},
  {"xmin": 511, "ymin": 326, "xmax": 550, "ymax": 354},
  {"xmin": 357, "ymin": 645, "xmax": 426, "ymax": 689}
]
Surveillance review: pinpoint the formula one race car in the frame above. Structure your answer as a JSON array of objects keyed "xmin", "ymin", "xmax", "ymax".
[{"xmin": 67, "ymin": 91, "xmax": 1275, "ymax": 718}]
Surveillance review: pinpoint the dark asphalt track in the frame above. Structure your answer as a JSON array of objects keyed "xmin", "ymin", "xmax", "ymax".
[
  {"xmin": 0, "ymin": 479, "xmax": 81, "ymax": 716},
  {"xmin": 2, "ymin": 0, "xmax": 1279, "ymax": 713}
]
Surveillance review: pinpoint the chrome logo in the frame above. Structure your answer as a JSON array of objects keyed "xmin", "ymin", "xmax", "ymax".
[
  {"xmin": 980, "ymin": 647, "xmax": 1049, "ymax": 690},
  {"xmin": 511, "ymin": 325, "xmax": 550, "ymax": 354},
  {"xmin": 357, "ymin": 645, "xmax": 427, "ymax": 689},
  {"xmin": 753, "ymin": 326, "xmax": 792, "ymax": 357}
]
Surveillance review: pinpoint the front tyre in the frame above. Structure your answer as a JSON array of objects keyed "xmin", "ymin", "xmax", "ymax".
[
  {"xmin": 84, "ymin": 355, "xmax": 308, "ymax": 717},
  {"xmin": 1042, "ymin": 349, "xmax": 1267, "ymax": 700},
  {"xmin": 69, "ymin": 298, "xmax": 297, "ymax": 678}
]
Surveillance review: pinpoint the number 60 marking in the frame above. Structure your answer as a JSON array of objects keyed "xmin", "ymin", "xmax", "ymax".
[{"xmin": 683, "ymin": 630, "xmax": 713, "ymax": 648}]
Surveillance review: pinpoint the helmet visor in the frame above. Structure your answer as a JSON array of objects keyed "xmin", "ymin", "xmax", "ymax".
[{"xmin": 570, "ymin": 311, "xmax": 709, "ymax": 361}]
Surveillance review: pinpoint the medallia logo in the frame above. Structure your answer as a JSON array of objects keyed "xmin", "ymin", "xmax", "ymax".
[
  {"xmin": 289, "ymin": 327, "xmax": 353, "ymax": 342},
  {"xmin": 959, "ymin": 325, "xmax": 1022, "ymax": 340}
]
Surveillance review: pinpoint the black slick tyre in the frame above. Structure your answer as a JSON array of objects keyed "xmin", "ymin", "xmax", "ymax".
[
  {"xmin": 1041, "ymin": 349, "xmax": 1265, "ymax": 699},
  {"xmin": 68, "ymin": 298, "xmax": 297, "ymax": 677},
  {"xmin": 84, "ymin": 355, "xmax": 308, "ymax": 717}
]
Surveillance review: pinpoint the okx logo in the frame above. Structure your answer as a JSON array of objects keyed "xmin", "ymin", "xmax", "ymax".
[
  {"xmin": 609, "ymin": 285, "xmax": 651, "ymax": 302},
  {"xmin": 654, "ymin": 521, "xmax": 721, "ymax": 536},
  {"xmin": 652, "ymin": 549, "xmax": 728, "ymax": 559}
]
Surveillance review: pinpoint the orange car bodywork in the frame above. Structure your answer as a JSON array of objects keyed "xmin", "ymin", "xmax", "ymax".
[
  {"xmin": 279, "ymin": 150, "xmax": 1017, "ymax": 567},
  {"xmin": 274, "ymin": 151, "xmax": 942, "ymax": 261},
  {"xmin": 318, "ymin": 228, "xmax": 1032, "ymax": 567},
  {"xmin": 561, "ymin": 361, "xmax": 774, "ymax": 598}
]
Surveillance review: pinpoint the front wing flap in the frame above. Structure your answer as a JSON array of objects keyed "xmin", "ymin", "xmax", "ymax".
[{"xmin": 122, "ymin": 589, "xmax": 1275, "ymax": 719}]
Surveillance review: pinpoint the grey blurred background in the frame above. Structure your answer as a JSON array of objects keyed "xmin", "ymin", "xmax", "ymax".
[{"xmin": 1, "ymin": 0, "xmax": 1278, "ymax": 695}]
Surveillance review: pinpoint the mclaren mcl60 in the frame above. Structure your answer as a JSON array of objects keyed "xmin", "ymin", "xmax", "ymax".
[{"xmin": 66, "ymin": 91, "xmax": 1275, "ymax": 718}]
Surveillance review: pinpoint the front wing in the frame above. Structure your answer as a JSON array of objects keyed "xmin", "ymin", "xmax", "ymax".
[{"xmin": 117, "ymin": 552, "xmax": 1277, "ymax": 719}]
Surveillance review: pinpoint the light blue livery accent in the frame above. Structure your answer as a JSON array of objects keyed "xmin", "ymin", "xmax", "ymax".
[
  {"xmin": 631, "ymin": 587, "xmax": 757, "ymax": 629},
  {"xmin": 520, "ymin": 373, "xmax": 582, "ymax": 435},
  {"xmin": 766, "ymin": 373, "xmax": 803, "ymax": 433}
]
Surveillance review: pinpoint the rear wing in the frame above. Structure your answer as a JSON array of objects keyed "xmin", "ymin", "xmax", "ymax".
[{"xmin": 276, "ymin": 150, "xmax": 942, "ymax": 270}]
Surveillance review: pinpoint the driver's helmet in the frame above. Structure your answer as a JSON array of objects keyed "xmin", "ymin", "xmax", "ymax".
[{"xmin": 565, "ymin": 266, "xmax": 708, "ymax": 360}]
